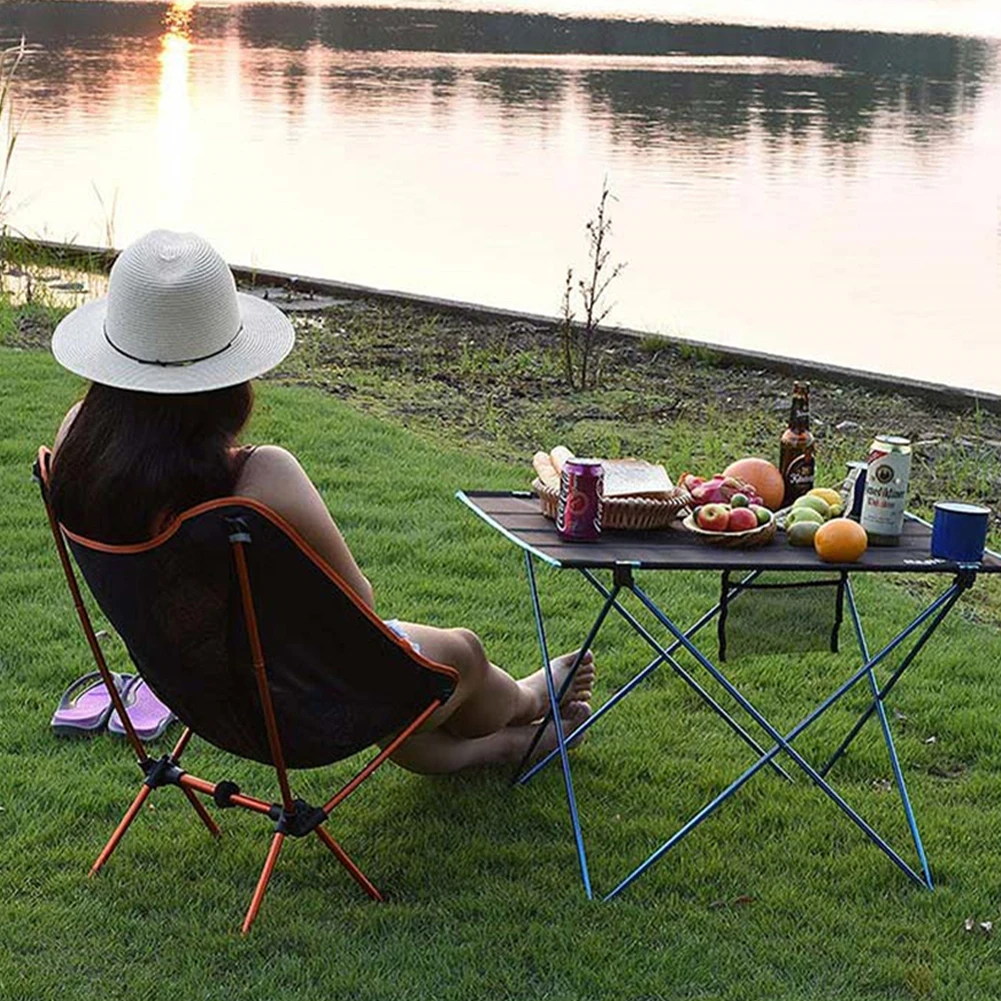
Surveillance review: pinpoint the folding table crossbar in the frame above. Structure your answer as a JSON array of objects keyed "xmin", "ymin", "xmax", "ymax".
[{"xmin": 457, "ymin": 490, "xmax": 1001, "ymax": 900}]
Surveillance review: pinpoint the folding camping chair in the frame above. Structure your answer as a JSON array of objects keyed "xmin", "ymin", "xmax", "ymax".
[{"xmin": 35, "ymin": 447, "xmax": 457, "ymax": 934}]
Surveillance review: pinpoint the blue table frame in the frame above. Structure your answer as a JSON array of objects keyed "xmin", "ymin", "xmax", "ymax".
[{"xmin": 458, "ymin": 490, "xmax": 1001, "ymax": 900}]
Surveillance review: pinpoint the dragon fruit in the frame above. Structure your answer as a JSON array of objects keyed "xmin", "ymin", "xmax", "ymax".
[{"xmin": 679, "ymin": 473, "xmax": 763, "ymax": 507}]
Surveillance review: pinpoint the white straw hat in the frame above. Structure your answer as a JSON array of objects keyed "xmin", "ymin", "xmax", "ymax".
[{"xmin": 52, "ymin": 230, "xmax": 295, "ymax": 393}]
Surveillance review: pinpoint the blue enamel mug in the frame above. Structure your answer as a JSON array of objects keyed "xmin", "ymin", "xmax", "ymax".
[{"xmin": 931, "ymin": 502, "xmax": 990, "ymax": 563}]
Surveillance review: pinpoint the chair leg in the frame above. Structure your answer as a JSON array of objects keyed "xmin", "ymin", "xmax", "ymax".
[
  {"xmin": 182, "ymin": 786, "xmax": 221, "ymax": 838},
  {"xmin": 315, "ymin": 825, "xmax": 384, "ymax": 901},
  {"xmin": 90, "ymin": 783, "xmax": 151, "ymax": 876},
  {"xmin": 242, "ymin": 832, "xmax": 285, "ymax": 936}
]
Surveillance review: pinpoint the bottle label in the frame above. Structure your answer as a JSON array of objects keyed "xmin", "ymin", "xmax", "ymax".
[{"xmin": 785, "ymin": 453, "xmax": 815, "ymax": 490}]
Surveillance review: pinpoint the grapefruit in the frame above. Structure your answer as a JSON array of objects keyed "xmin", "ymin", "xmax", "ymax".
[
  {"xmin": 723, "ymin": 457, "xmax": 785, "ymax": 510},
  {"xmin": 814, "ymin": 519, "xmax": 868, "ymax": 563}
]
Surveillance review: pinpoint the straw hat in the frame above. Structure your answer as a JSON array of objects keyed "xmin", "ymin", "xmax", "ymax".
[{"xmin": 52, "ymin": 230, "xmax": 295, "ymax": 393}]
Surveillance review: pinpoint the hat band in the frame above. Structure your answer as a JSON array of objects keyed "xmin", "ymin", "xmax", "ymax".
[{"xmin": 103, "ymin": 322, "xmax": 244, "ymax": 368}]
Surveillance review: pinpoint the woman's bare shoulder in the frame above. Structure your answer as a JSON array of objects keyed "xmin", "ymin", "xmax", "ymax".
[
  {"xmin": 233, "ymin": 444, "xmax": 322, "ymax": 521},
  {"xmin": 233, "ymin": 444, "xmax": 305, "ymax": 495},
  {"xmin": 232, "ymin": 443, "xmax": 374, "ymax": 606}
]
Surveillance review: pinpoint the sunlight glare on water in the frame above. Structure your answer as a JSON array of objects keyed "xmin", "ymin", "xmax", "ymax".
[{"xmin": 158, "ymin": 2, "xmax": 195, "ymax": 223}]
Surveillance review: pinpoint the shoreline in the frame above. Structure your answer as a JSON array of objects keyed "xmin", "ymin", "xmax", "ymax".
[{"xmin": 6, "ymin": 235, "xmax": 1000, "ymax": 415}]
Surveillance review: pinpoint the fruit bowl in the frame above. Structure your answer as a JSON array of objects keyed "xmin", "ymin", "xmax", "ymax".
[{"xmin": 681, "ymin": 512, "xmax": 777, "ymax": 548}]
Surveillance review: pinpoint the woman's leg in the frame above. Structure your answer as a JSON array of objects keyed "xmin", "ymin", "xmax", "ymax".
[
  {"xmin": 393, "ymin": 622, "xmax": 594, "ymax": 739},
  {"xmin": 389, "ymin": 701, "xmax": 591, "ymax": 775}
]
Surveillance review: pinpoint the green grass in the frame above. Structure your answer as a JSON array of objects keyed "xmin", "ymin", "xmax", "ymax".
[{"xmin": 3, "ymin": 346, "xmax": 1001, "ymax": 1000}]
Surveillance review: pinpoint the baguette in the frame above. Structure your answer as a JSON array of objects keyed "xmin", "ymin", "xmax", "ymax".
[
  {"xmin": 549, "ymin": 446, "xmax": 575, "ymax": 475},
  {"xmin": 532, "ymin": 451, "xmax": 560, "ymax": 490}
]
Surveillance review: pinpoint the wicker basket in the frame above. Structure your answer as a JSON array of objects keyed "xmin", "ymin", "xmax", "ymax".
[
  {"xmin": 681, "ymin": 512, "xmax": 777, "ymax": 548},
  {"xmin": 532, "ymin": 479, "xmax": 690, "ymax": 531}
]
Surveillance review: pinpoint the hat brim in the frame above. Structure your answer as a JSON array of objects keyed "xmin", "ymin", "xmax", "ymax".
[{"xmin": 51, "ymin": 292, "xmax": 295, "ymax": 394}]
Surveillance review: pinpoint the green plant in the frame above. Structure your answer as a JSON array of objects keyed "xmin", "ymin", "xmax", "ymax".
[
  {"xmin": 560, "ymin": 179, "xmax": 626, "ymax": 391},
  {"xmin": 676, "ymin": 341, "xmax": 723, "ymax": 366},
  {"xmin": 0, "ymin": 38, "xmax": 25, "ymax": 228},
  {"xmin": 91, "ymin": 182, "xmax": 119, "ymax": 250},
  {"xmin": 0, "ymin": 37, "xmax": 26, "ymax": 291}
]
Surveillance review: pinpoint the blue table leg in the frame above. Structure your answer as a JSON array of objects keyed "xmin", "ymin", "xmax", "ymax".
[
  {"xmin": 605, "ymin": 580, "xmax": 964, "ymax": 898},
  {"xmin": 844, "ymin": 578, "xmax": 932, "ymax": 888},
  {"xmin": 523, "ymin": 551, "xmax": 593, "ymax": 899},
  {"xmin": 514, "ymin": 577, "xmax": 621, "ymax": 781},
  {"xmin": 819, "ymin": 577, "xmax": 967, "ymax": 778},
  {"xmin": 582, "ymin": 569, "xmax": 791, "ymax": 782}
]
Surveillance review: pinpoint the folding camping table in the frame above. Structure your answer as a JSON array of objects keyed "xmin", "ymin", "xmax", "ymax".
[{"xmin": 457, "ymin": 490, "xmax": 1001, "ymax": 900}]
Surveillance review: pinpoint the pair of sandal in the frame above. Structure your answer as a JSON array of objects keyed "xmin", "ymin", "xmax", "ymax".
[{"xmin": 51, "ymin": 672, "xmax": 175, "ymax": 741}]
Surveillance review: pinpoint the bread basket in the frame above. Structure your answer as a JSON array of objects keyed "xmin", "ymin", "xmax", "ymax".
[{"xmin": 532, "ymin": 479, "xmax": 690, "ymax": 531}]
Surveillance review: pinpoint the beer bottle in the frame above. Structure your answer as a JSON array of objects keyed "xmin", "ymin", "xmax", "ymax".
[{"xmin": 779, "ymin": 380, "xmax": 815, "ymax": 506}]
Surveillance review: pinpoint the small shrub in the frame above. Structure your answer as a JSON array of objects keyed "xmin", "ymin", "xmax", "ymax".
[{"xmin": 560, "ymin": 179, "xmax": 626, "ymax": 391}]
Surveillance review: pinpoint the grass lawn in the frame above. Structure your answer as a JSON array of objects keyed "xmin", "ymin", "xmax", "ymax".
[{"xmin": 3, "ymin": 345, "xmax": 1001, "ymax": 1000}]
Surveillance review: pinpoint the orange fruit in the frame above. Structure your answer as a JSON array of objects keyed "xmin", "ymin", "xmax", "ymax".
[
  {"xmin": 723, "ymin": 457, "xmax": 785, "ymax": 510},
  {"xmin": 813, "ymin": 518, "xmax": 868, "ymax": 563}
]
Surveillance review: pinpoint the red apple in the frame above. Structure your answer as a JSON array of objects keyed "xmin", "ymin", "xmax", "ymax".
[
  {"xmin": 727, "ymin": 507, "xmax": 759, "ymax": 532},
  {"xmin": 697, "ymin": 503, "xmax": 730, "ymax": 532}
]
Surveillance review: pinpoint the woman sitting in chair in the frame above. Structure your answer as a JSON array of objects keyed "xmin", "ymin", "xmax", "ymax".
[{"xmin": 49, "ymin": 230, "xmax": 594, "ymax": 774}]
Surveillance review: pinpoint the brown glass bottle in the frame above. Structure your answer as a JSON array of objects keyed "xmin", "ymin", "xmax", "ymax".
[{"xmin": 779, "ymin": 381, "xmax": 815, "ymax": 507}]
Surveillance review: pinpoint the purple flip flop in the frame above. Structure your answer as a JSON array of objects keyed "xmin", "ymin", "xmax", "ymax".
[
  {"xmin": 51, "ymin": 672, "xmax": 132, "ymax": 737},
  {"xmin": 107, "ymin": 676, "xmax": 176, "ymax": 742}
]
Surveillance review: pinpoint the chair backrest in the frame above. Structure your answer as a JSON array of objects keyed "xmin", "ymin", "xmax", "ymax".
[{"xmin": 44, "ymin": 467, "xmax": 456, "ymax": 769}]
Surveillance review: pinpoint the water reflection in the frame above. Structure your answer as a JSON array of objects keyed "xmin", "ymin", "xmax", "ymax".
[
  {"xmin": 2, "ymin": 2, "xmax": 999, "ymax": 390},
  {"xmin": 158, "ymin": 1, "xmax": 194, "ymax": 222},
  {"xmin": 4, "ymin": 3, "xmax": 992, "ymax": 148}
]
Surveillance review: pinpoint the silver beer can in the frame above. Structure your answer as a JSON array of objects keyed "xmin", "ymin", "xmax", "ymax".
[{"xmin": 859, "ymin": 435, "xmax": 912, "ymax": 545}]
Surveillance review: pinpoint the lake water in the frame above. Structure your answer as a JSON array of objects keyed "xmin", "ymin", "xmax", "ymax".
[{"xmin": 2, "ymin": 1, "xmax": 999, "ymax": 392}]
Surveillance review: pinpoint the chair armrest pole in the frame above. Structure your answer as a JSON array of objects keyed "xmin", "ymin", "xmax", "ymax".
[{"xmin": 322, "ymin": 699, "xmax": 442, "ymax": 815}]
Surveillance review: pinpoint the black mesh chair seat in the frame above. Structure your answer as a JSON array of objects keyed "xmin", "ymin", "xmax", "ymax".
[{"xmin": 64, "ymin": 500, "xmax": 455, "ymax": 769}]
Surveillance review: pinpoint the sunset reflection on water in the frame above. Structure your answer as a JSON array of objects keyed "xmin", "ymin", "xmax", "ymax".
[{"xmin": 158, "ymin": 2, "xmax": 195, "ymax": 225}]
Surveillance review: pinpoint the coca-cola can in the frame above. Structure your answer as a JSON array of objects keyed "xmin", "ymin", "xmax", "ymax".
[{"xmin": 556, "ymin": 459, "xmax": 603, "ymax": 541}]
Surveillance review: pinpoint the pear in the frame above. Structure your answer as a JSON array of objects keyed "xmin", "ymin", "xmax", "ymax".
[
  {"xmin": 788, "ymin": 507, "xmax": 824, "ymax": 526},
  {"xmin": 808, "ymin": 487, "xmax": 843, "ymax": 507},
  {"xmin": 792, "ymin": 494, "xmax": 831, "ymax": 518},
  {"xmin": 788, "ymin": 522, "xmax": 820, "ymax": 546}
]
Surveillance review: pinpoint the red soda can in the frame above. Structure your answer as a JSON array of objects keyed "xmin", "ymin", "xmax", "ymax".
[{"xmin": 556, "ymin": 459, "xmax": 603, "ymax": 541}]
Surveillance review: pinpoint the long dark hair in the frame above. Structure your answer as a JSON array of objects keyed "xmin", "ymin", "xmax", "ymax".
[{"xmin": 51, "ymin": 381, "xmax": 254, "ymax": 543}]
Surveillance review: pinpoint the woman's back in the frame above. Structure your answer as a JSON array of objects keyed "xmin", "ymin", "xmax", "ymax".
[{"xmin": 52, "ymin": 392, "xmax": 374, "ymax": 608}]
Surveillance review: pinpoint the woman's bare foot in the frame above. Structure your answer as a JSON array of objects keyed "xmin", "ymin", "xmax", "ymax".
[
  {"xmin": 508, "ymin": 699, "xmax": 592, "ymax": 765},
  {"xmin": 520, "ymin": 649, "xmax": 595, "ymax": 721},
  {"xmin": 387, "ymin": 701, "xmax": 594, "ymax": 774}
]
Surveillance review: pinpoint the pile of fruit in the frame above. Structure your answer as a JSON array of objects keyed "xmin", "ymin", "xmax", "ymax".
[
  {"xmin": 690, "ymin": 491, "xmax": 772, "ymax": 534},
  {"xmin": 783, "ymin": 486, "xmax": 869, "ymax": 563},
  {"xmin": 679, "ymin": 457, "xmax": 786, "ymax": 535},
  {"xmin": 783, "ymin": 487, "xmax": 844, "ymax": 545}
]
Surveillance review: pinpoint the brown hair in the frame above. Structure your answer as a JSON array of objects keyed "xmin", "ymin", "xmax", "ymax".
[{"xmin": 51, "ymin": 381, "xmax": 254, "ymax": 543}]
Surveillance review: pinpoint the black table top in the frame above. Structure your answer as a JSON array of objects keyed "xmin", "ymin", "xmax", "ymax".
[{"xmin": 458, "ymin": 491, "xmax": 1001, "ymax": 575}]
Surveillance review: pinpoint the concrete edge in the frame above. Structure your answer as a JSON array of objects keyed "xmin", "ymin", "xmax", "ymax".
[{"xmin": 5, "ymin": 234, "xmax": 1000, "ymax": 414}]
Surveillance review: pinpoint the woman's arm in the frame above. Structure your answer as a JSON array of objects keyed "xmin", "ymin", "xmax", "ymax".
[{"xmin": 234, "ymin": 445, "xmax": 375, "ymax": 609}]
